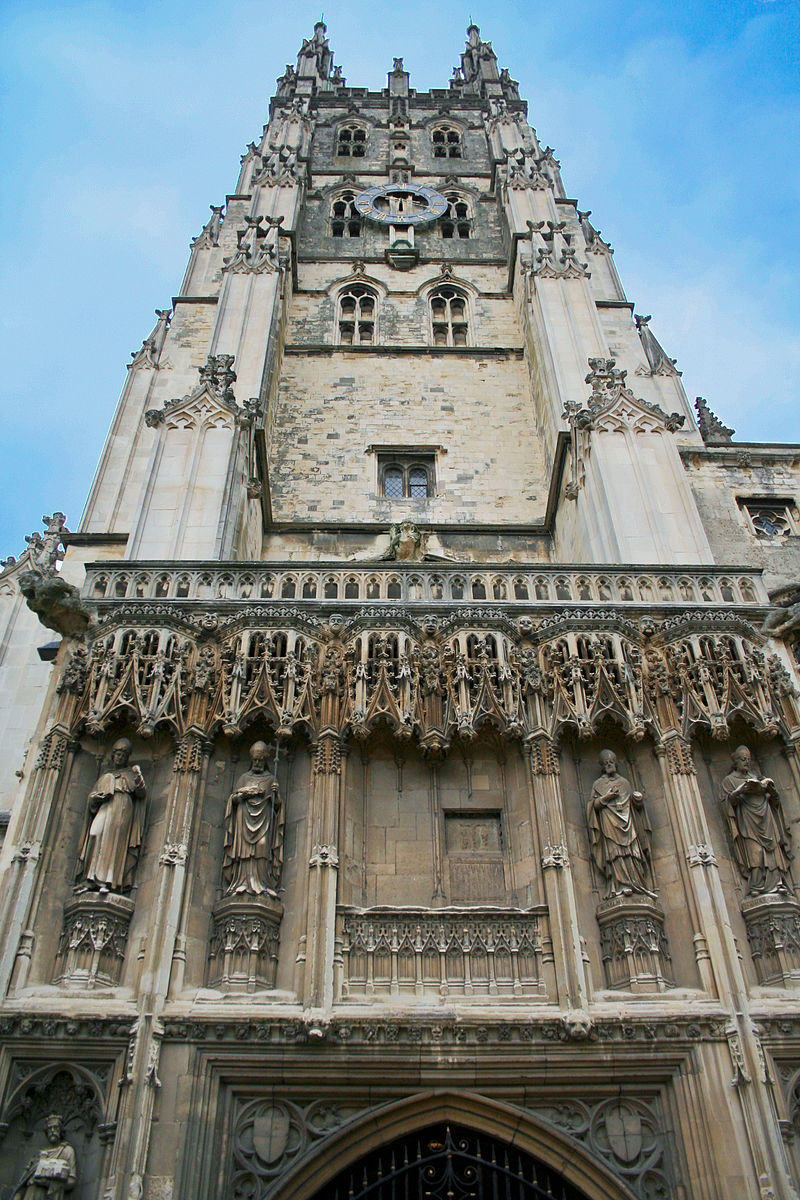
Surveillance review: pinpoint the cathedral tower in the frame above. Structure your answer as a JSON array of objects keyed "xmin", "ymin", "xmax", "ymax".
[{"xmin": 2, "ymin": 23, "xmax": 800, "ymax": 1200}]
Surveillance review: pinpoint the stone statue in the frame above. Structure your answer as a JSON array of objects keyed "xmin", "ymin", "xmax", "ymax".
[
  {"xmin": 720, "ymin": 746, "xmax": 792, "ymax": 895},
  {"xmin": 382, "ymin": 521, "xmax": 426, "ymax": 562},
  {"xmin": 77, "ymin": 738, "xmax": 146, "ymax": 893},
  {"xmin": 13, "ymin": 1114, "xmax": 77, "ymax": 1200},
  {"xmin": 223, "ymin": 741, "xmax": 284, "ymax": 896},
  {"xmin": 587, "ymin": 750, "xmax": 652, "ymax": 898},
  {"xmin": 24, "ymin": 514, "xmax": 67, "ymax": 575}
]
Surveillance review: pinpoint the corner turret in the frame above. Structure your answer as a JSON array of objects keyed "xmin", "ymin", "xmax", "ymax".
[
  {"xmin": 450, "ymin": 24, "xmax": 518, "ymax": 99},
  {"xmin": 277, "ymin": 20, "xmax": 344, "ymax": 97}
]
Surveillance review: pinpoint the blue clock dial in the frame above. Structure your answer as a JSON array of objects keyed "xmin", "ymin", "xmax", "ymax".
[{"xmin": 354, "ymin": 184, "xmax": 449, "ymax": 227}]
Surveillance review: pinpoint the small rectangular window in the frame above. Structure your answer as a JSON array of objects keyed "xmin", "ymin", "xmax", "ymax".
[{"xmin": 377, "ymin": 452, "xmax": 436, "ymax": 498}]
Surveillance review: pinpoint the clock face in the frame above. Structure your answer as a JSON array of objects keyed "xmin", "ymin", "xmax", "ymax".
[{"xmin": 354, "ymin": 184, "xmax": 449, "ymax": 227}]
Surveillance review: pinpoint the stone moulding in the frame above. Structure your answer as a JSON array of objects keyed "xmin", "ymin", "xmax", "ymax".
[
  {"xmin": 208, "ymin": 893, "xmax": 283, "ymax": 992},
  {"xmin": 741, "ymin": 892, "xmax": 800, "ymax": 987},
  {"xmin": 83, "ymin": 561, "xmax": 768, "ymax": 609},
  {"xmin": 56, "ymin": 891, "xmax": 135, "ymax": 988},
  {"xmin": 336, "ymin": 905, "xmax": 547, "ymax": 1001},
  {"xmin": 596, "ymin": 895, "xmax": 672, "ymax": 992},
  {"xmin": 58, "ymin": 613, "xmax": 797, "ymax": 757}
]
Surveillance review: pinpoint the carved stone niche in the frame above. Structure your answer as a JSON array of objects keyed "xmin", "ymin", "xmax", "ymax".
[
  {"xmin": 596, "ymin": 895, "xmax": 673, "ymax": 992},
  {"xmin": 56, "ymin": 892, "xmax": 135, "ymax": 988},
  {"xmin": 0, "ymin": 1064, "xmax": 109, "ymax": 1200},
  {"xmin": 742, "ymin": 892, "xmax": 800, "ymax": 987},
  {"xmin": 208, "ymin": 894, "xmax": 283, "ymax": 991}
]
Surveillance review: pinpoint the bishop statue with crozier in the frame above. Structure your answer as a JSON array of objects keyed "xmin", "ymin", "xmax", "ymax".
[
  {"xmin": 587, "ymin": 749, "xmax": 653, "ymax": 899},
  {"xmin": 223, "ymin": 740, "xmax": 284, "ymax": 896}
]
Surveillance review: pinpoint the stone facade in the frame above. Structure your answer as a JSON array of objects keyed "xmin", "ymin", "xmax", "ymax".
[{"xmin": 1, "ymin": 22, "xmax": 800, "ymax": 1200}]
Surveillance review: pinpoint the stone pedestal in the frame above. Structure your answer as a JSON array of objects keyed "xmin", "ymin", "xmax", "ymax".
[
  {"xmin": 741, "ymin": 891, "xmax": 800, "ymax": 987},
  {"xmin": 57, "ymin": 891, "xmax": 135, "ymax": 987},
  {"xmin": 208, "ymin": 894, "xmax": 283, "ymax": 991},
  {"xmin": 596, "ymin": 895, "xmax": 672, "ymax": 992}
]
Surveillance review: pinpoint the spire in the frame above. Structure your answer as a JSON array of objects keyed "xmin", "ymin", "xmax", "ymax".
[
  {"xmin": 291, "ymin": 20, "xmax": 343, "ymax": 95},
  {"xmin": 695, "ymin": 397, "xmax": 735, "ymax": 445},
  {"xmin": 450, "ymin": 24, "xmax": 518, "ymax": 99},
  {"xmin": 634, "ymin": 314, "xmax": 680, "ymax": 376}
]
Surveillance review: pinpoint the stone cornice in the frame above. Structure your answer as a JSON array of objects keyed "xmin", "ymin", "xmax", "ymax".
[
  {"xmin": 282, "ymin": 344, "xmax": 523, "ymax": 357},
  {"xmin": 681, "ymin": 444, "xmax": 800, "ymax": 466}
]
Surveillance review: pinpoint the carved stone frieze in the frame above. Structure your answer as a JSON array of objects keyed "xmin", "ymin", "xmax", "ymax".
[
  {"xmin": 231, "ymin": 1097, "xmax": 366, "ymax": 1197},
  {"xmin": 338, "ymin": 906, "xmax": 545, "ymax": 1001},
  {"xmin": 56, "ymin": 892, "xmax": 135, "ymax": 988},
  {"xmin": 741, "ymin": 892, "xmax": 800, "ymax": 987},
  {"xmin": 35, "ymin": 728, "xmax": 74, "ymax": 772},
  {"xmin": 584, "ymin": 357, "xmax": 685, "ymax": 435},
  {"xmin": 63, "ymin": 613, "xmax": 799, "ymax": 759},
  {"xmin": 533, "ymin": 1095, "xmax": 674, "ymax": 1199},
  {"xmin": 596, "ymin": 895, "xmax": 672, "ymax": 992},
  {"xmin": 208, "ymin": 894, "xmax": 283, "ymax": 992}
]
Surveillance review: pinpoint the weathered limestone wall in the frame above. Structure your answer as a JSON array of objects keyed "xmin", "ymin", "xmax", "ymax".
[
  {"xmin": 684, "ymin": 449, "xmax": 800, "ymax": 592},
  {"xmin": 269, "ymin": 350, "xmax": 546, "ymax": 525}
]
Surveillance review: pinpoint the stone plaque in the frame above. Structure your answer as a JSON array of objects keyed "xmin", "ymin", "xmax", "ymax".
[
  {"xmin": 446, "ymin": 813, "xmax": 505, "ymax": 902},
  {"xmin": 445, "ymin": 813, "xmax": 502, "ymax": 853},
  {"xmin": 448, "ymin": 860, "xmax": 506, "ymax": 903}
]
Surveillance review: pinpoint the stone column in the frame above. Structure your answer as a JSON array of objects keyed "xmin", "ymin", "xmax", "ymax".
[
  {"xmin": 0, "ymin": 638, "xmax": 84, "ymax": 996},
  {"xmin": 656, "ymin": 732, "xmax": 798, "ymax": 1200},
  {"xmin": 525, "ymin": 733, "xmax": 590, "ymax": 1012},
  {"xmin": 301, "ymin": 732, "xmax": 344, "ymax": 1011},
  {"xmin": 104, "ymin": 730, "xmax": 211, "ymax": 1200}
]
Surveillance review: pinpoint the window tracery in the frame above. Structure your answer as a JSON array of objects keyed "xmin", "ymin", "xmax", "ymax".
[
  {"xmin": 337, "ymin": 124, "xmax": 367, "ymax": 157},
  {"xmin": 337, "ymin": 284, "xmax": 376, "ymax": 345},
  {"xmin": 740, "ymin": 499, "xmax": 799, "ymax": 539},
  {"xmin": 331, "ymin": 191, "xmax": 362, "ymax": 238},
  {"xmin": 432, "ymin": 125, "xmax": 462, "ymax": 158},
  {"xmin": 429, "ymin": 285, "xmax": 469, "ymax": 346},
  {"xmin": 441, "ymin": 194, "xmax": 471, "ymax": 239}
]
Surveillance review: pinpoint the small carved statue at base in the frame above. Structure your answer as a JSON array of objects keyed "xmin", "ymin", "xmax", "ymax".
[
  {"xmin": 76, "ymin": 738, "xmax": 146, "ymax": 894},
  {"xmin": 13, "ymin": 1114, "xmax": 77, "ymax": 1200},
  {"xmin": 721, "ymin": 745, "xmax": 792, "ymax": 896},
  {"xmin": 223, "ymin": 741, "xmax": 283, "ymax": 897},
  {"xmin": 588, "ymin": 750, "xmax": 653, "ymax": 899}
]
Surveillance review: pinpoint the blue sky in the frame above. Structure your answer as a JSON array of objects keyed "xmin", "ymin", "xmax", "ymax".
[{"xmin": 1, "ymin": 0, "xmax": 798, "ymax": 557}]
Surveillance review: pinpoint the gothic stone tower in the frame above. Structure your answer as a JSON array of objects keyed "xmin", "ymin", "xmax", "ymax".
[{"xmin": 3, "ymin": 22, "xmax": 800, "ymax": 1200}]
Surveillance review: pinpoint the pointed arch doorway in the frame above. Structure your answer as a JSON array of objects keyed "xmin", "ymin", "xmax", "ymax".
[
  {"xmin": 266, "ymin": 1092, "xmax": 640, "ymax": 1200},
  {"xmin": 311, "ymin": 1121, "xmax": 592, "ymax": 1199}
]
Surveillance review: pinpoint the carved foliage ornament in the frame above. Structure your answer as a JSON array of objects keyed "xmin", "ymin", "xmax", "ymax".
[{"xmin": 63, "ymin": 618, "xmax": 799, "ymax": 760}]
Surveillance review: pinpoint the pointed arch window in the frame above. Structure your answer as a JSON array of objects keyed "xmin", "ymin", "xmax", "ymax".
[
  {"xmin": 337, "ymin": 124, "xmax": 367, "ymax": 157},
  {"xmin": 432, "ymin": 125, "xmax": 462, "ymax": 158},
  {"xmin": 429, "ymin": 285, "xmax": 468, "ymax": 346},
  {"xmin": 331, "ymin": 191, "xmax": 361, "ymax": 238},
  {"xmin": 337, "ymin": 284, "xmax": 376, "ymax": 345},
  {"xmin": 441, "ymin": 193, "xmax": 471, "ymax": 239}
]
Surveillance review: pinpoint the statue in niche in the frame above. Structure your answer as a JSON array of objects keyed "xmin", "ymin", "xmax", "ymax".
[
  {"xmin": 223, "ymin": 741, "xmax": 283, "ymax": 897},
  {"xmin": 76, "ymin": 738, "xmax": 146, "ymax": 894},
  {"xmin": 720, "ymin": 745, "xmax": 792, "ymax": 895},
  {"xmin": 587, "ymin": 750, "xmax": 653, "ymax": 899},
  {"xmin": 13, "ymin": 1114, "xmax": 77, "ymax": 1200}
]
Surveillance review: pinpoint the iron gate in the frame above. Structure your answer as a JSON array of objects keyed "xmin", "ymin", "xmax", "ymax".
[{"xmin": 314, "ymin": 1122, "xmax": 591, "ymax": 1200}]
